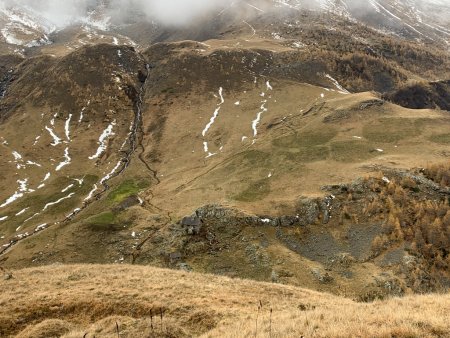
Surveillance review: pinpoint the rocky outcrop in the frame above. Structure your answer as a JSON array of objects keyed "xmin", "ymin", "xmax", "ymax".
[
  {"xmin": 189, "ymin": 198, "xmax": 331, "ymax": 229},
  {"xmin": 359, "ymin": 99, "xmax": 384, "ymax": 110},
  {"xmin": 295, "ymin": 197, "xmax": 320, "ymax": 225}
]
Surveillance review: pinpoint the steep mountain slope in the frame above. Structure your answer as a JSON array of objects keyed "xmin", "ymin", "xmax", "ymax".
[
  {"xmin": 0, "ymin": 0, "xmax": 449, "ymax": 308},
  {"xmin": 297, "ymin": 0, "xmax": 450, "ymax": 42},
  {"xmin": 0, "ymin": 44, "xmax": 149, "ymax": 253},
  {"xmin": 0, "ymin": 37, "xmax": 449, "ymax": 299}
]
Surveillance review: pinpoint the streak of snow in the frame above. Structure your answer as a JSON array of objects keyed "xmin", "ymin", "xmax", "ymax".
[
  {"xmin": 16, "ymin": 232, "xmax": 29, "ymax": 239},
  {"xmin": 42, "ymin": 193, "xmax": 75, "ymax": 212},
  {"xmin": 66, "ymin": 208, "xmax": 81, "ymax": 218},
  {"xmin": 251, "ymin": 101, "xmax": 268, "ymax": 137},
  {"xmin": 15, "ymin": 208, "xmax": 28, "ymax": 216},
  {"xmin": 50, "ymin": 113, "xmax": 57, "ymax": 126},
  {"xmin": 73, "ymin": 178, "xmax": 84, "ymax": 185},
  {"xmin": 0, "ymin": 216, "xmax": 7, "ymax": 222},
  {"xmin": 26, "ymin": 160, "xmax": 41, "ymax": 167},
  {"xmin": 84, "ymin": 184, "xmax": 98, "ymax": 201},
  {"xmin": 61, "ymin": 184, "xmax": 74, "ymax": 193},
  {"xmin": 100, "ymin": 161, "xmax": 122, "ymax": 184},
  {"xmin": 202, "ymin": 107, "xmax": 221, "ymax": 137},
  {"xmin": 202, "ymin": 88, "xmax": 225, "ymax": 158},
  {"xmin": 0, "ymin": 191, "xmax": 23, "ymax": 208},
  {"xmin": 12, "ymin": 151, "xmax": 22, "ymax": 161},
  {"xmin": 119, "ymin": 138, "xmax": 128, "ymax": 151},
  {"xmin": 218, "ymin": 87, "xmax": 225, "ymax": 105},
  {"xmin": 55, "ymin": 147, "xmax": 71, "ymax": 171},
  {"xmin": 89, "ymin": 120, "xmax": 116, "ymax": 160},
  {"xmin": 245, "ymin": 2, "xmax": 264, "ymax": 12},
  {"xmin": 24, "ymin": 213, "xmax": 39, "ymax": 223},
  {"xmin": 64, "ymin": 113, "xmax": 73, "ymax": 141},
  {"xmin": 45, "ymin": 126, "xmax": 62, "ymax": 146},
  {"xmin": 203, "ymin": 142, "xmax": 216, "ymax": 158},
  {"xmin": 12, "ymin": 151, "xmax": 25, "ymax": 169},
  {"xmin": 266, "ymin": 81, "xmax": 273, "ymax": 90},
  {"xmin": 35, "ymin": 223, "xmax": 47, "ymax": 232},
  {"xmin": 325, "ymin": 74, "xmax": 350, "ymax": 94},
  {"xmin": 421, "ymin": 21, "xmax": 450, "ymax": 36},
  {"xmin": 18, "ymin": 178, "xmax": 34, "ymax": 193},
  {"xmin": 79, "ymin": 107, "xmax": 86, "ymax": 123}
]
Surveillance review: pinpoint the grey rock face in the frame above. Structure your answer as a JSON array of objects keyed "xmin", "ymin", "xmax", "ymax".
[
  {"xmin": 295, "ymin": 197, "xmax": 320, "ymax": 226},
  {"xmin": 193, "ymin": 201, "xmax": 323, "ymax": 229}
]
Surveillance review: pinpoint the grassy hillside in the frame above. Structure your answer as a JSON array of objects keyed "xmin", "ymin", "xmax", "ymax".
[
  {"xmin": 1, "ymin": 264, "xmax": 450, "ymax": 338},
  {"xmin": 1, "ymin": 40, "xmax": 450, "ymax": 303}
]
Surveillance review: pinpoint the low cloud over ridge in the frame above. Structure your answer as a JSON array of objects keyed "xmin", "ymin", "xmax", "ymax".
[
  {"xmin": 1, "ymin": 0, "xmax": 449, "ymax": 28},
  {"xmin": 0, "ymin": 0, "xmax": 239, "ymax": 27}
]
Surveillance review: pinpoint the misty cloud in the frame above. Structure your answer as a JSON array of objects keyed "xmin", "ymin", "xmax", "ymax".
[
  {"xmin": 0, "ymin": 0, "xmax": 97, "ymax": 27},
  {"xmin": 0, "ymin": 0, "xmax": 239, "ymax": 27},
  {"xmin": 1, "ymin": 0, "xmax": 449, "ymax": 29},
  {"xmin": 119, "ymin": 0, "xmax": 231, "ymax": 26}
]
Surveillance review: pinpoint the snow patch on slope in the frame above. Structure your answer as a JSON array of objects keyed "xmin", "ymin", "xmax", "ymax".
[{"xmin": 89, "ymin": 120, "xmax": 116, "ymax": 160}]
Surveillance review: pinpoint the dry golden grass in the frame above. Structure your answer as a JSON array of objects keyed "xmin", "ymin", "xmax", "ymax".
[{"xmin": 1, "ymin": 264, "xmax": 450, "ymax": 337}]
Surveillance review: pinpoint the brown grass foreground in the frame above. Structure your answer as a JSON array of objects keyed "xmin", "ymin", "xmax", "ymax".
[{"xmin": 1, "ymin": 264, "xmax": 450, "ymax": 338}]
